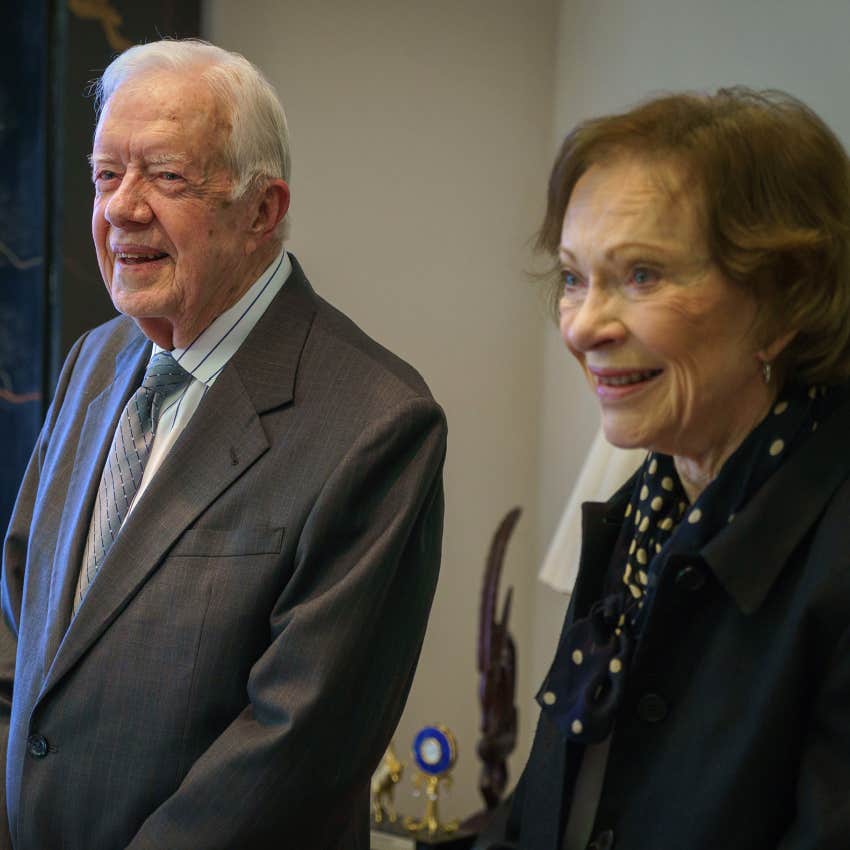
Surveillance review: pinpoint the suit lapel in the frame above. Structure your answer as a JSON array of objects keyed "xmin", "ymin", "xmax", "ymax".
[
  {"xmin": 40, "ymin": 257, "xmax": 318, "ymax": 702},
  {"xmin": 42, "ymin": 333, "xmax": 150, "ymax": 669}
]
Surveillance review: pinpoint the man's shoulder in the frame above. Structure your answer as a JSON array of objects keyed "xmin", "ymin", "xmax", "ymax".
[
  {"xmin": 75, "ymin": 312, "xmax": 145, "ymax": 364},
  {"xmin": 310, "ymin": 292, "xmax": 434, "ymax": 402},
  {"xmin": 271, "ymin": 255, "xmax": 439, "ymax": 411}
]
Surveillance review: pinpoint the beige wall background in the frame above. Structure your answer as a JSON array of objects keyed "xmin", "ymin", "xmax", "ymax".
[{"xmin": 204, "ymin": 0, "xmax": 850, "ymax": 822}]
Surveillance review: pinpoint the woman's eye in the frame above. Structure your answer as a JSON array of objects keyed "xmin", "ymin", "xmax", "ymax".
[
  {"xmin": 160, "ymin": 172, "xmax": 182, "ymax": 181},
  {"xmin": 630, "ymin": 266, "xmax": 660, "ymax": 286},
  {"xmin": 95, "ymin": 170, "xmax": 117, "ymax": 183},
  {"xmin": 562, "ymin": 269, "xmax": 582, "ymax": 289}
]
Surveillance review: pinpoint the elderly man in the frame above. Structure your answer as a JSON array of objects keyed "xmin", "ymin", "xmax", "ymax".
[{"xmin": 0, "ymin": 40, "xmax": 446, "ymax": 850}]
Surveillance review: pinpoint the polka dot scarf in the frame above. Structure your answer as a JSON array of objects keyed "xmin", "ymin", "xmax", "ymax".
[{"xmin": 538, "ymin": 382, "xmax": 849, "ymax": 744}]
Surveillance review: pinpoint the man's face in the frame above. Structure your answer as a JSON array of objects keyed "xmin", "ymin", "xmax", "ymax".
[{"xmin": 91, "ymin": 71, "xmax": 259, "ymax": 348}]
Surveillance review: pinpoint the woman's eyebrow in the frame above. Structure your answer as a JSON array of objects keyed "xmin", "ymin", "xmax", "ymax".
[{"xmin": 558, "ymin": 242, "xmax": 673, "ymax": 263}]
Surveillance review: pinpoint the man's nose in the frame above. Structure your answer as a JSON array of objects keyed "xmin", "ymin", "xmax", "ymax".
[
  {"xmin": 561, "ymin": 283, "xmax": 625, "ymax": 352},
  {"xmin": 104, "ymin": 175, "xmax": 153, "ymax": 227}
]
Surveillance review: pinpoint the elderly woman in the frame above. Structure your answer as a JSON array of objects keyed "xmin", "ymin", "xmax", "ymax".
[{"xmin": 488, "ymin": 88, "xmax": 850, "ymax": 850}]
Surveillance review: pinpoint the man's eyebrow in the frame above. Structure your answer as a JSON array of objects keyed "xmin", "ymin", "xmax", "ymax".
[
  {"xmin": 147, "ymin": 153, "xmax": 190, "ymax": 166},
  {"xmin": 86, "ymin": 152, "xmax": 191, "ymax": 168}
]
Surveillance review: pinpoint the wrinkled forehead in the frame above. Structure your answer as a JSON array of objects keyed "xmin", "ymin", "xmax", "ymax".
[
  {"xmin": 561, "ymin": 156, "xmax": 707, "ymax": 254},
  {"xmin": 565, "ymin": 154, "xmax": 707, "ymax": 239},
  {"xmin": 95, "ymin": 69, "xmax": 233, "ymax": 154}
]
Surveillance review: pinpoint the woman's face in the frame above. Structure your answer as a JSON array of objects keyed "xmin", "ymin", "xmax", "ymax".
[{"xmin": 559, "ymin": 157, "xmax": 774, "ymax": 469}]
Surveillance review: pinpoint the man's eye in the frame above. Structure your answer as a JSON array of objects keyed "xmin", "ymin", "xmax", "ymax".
[
  {"xmin": 95, "ymin": 170, "xmax": 117, "ymax": 182},
  {"xmin": 159, "ymin": 172, "xmax": 182, "ymax": 181}
]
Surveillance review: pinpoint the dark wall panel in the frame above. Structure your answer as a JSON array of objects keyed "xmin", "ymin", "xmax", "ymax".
[
  {"xmin": 1, "ymin": 1, "xmax": 49, "ymax": 535},
  {"xmin": 62, "ymin": 0, "xmax": 202, "ymax": 358}
]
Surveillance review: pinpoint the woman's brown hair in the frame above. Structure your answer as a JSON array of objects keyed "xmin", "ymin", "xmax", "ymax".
[{"xmin": 539, "ymin": 88, "xmax": 850, "ymax": 385}]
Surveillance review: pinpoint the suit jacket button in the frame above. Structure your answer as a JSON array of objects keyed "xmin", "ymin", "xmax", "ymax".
[
  {"xmin": 675, "ymin": 564, "xmax": 706, "ymax": 592},
  {"xmin": 27, "ymin": 734, "xmax": 49, "ymax": 759},
  {"xmin": 587, "ymin": 828, "xmax": 615, "ymax": 850},
  {"xmin": 637, "ymin": 692, "xmax": 668, "ymax": 723}
]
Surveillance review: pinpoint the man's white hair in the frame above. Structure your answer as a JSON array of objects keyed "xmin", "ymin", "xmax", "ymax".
[{"xmin": 95, "ymin": 39, "xmax": 291, "ymax": 238}]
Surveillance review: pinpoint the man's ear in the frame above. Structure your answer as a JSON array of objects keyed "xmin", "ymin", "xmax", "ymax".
[
  {"xmin": 758, "ymin": 327, "xmax": 798, "ymax": 364},
  {"xmin": 246, "ymin": 179, "xmax": 290, "ymax": 251}
]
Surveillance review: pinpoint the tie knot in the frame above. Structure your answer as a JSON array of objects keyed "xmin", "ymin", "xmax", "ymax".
[
  {"xmin": 142, "ymin": 351, "xmax": 194, "ymax": 395},
  {"xmin": 141, "ymin": 351, "xmax": 194, "ymax": 433}
]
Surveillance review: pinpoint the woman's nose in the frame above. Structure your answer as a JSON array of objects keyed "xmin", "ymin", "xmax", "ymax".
[{"xmin": 561, "ymin": 284, "xmax": 626, "ymax": 353}]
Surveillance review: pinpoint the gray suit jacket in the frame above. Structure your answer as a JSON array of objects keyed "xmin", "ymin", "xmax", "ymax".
[{"xmin": 0, "ymin": 256, "xmax": 447, "ymax": 850}]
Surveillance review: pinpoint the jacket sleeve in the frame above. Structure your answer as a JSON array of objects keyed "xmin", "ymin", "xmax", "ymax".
[
  {"xmin": 777, "ymin": 622, "xmax": 850, "ymax": 850},
  {"xmin": 126, "ymin": 395, "xmax": 447, "ymax": 850},
  {"xmin": 0, "ymin": 333, "xmax": 89, "ymax": 850}
]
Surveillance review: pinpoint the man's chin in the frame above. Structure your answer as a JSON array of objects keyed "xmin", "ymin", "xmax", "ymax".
[{"xmin": 109, "ymin": 283, "xmax": 173, "ymax": 318}]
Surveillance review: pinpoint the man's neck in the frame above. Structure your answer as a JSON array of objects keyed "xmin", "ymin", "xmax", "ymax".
[{"xmin": 135, "ymin": 242, "xmax": 284, "ymax": 349}]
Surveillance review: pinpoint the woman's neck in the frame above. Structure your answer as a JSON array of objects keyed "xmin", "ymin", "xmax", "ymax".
[{"xmin": 672, "ymin": 389, "xmax": 778, "ymax": 503}]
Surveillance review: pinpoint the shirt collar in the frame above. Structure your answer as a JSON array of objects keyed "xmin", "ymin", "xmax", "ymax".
[{"xmin": 153, "ymin": 248, "xmax": 291, "ymax": 386}]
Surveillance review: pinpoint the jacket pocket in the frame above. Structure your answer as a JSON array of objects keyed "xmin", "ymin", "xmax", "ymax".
[{"xmin": 169, "ymin": 526, "xmax": 285, "ymax": 557}]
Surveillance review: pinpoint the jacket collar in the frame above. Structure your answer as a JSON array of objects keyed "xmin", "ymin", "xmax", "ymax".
[
  {"xmin": 701, "ymin": 395, "xmax": 850, "ymax": 613},
  {"xmin": 228, "ymin": 252, "xmax": 317, "ymax": 414},
  {"xmin": 580, "ymin": 397, "xmax": 850, "ymax": 616}
]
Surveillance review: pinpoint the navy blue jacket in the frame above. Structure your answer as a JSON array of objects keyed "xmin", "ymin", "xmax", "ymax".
[{"xmin": 495, "ymin": 398, "xmax": 850, "ymax": 850}]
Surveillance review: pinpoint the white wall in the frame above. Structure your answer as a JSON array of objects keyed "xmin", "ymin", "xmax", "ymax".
[{"xmin": 204, "ymin": 0, "xmax": 557, "ymax": 820}]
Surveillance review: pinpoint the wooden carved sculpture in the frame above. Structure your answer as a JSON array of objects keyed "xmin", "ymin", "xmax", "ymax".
[{"xmin": 476, "ymin": 507, "xmax": 520, "ymax": 810}]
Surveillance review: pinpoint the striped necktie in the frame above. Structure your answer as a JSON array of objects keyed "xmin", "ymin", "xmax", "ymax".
[{"xmin": 74, "ymin": 351, "xmax": 193, "ymax": 613}]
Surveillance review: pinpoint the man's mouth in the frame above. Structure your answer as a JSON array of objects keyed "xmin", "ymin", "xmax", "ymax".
[
  {"xmin": 114, "ymin": 250, "xmax": 169, "ymax": 265},
  {"xmin": 594, "ymin": 369, "xmax": 662, "ymax": 387}
]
